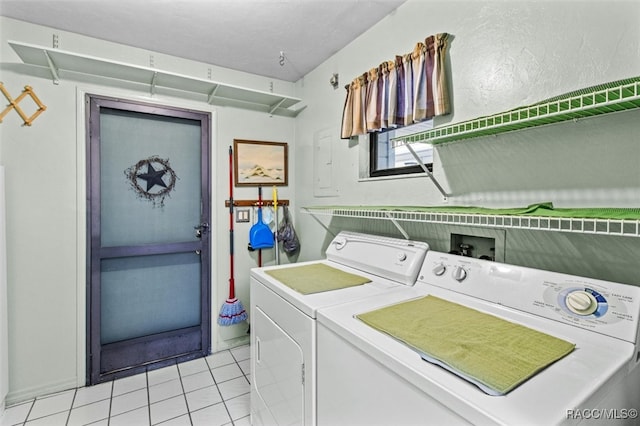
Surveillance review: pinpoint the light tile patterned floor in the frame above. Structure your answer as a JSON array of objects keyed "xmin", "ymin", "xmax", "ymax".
[{"xmin": 1, "ymin": 345, "xmax": 251, "ymax": 426}]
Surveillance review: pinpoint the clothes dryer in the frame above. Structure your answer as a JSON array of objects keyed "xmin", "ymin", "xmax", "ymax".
[{"xmin": 249, "ymin": 231, "xmax": 429, "ymax": 426}]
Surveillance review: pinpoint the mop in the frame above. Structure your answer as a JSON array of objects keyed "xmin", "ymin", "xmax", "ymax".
[{"xmin": 218, "ymin": 145, "xmax": 248, "ymax": 326}]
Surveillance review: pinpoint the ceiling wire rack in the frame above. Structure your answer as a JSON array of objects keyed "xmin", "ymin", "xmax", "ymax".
[
  {"xmin": 7, "ymin": 40, "xmax": 306, "ymax": 118},
  {"xmin": 301, "ymin": 206, "xmax": 640, "ymax": 239}
]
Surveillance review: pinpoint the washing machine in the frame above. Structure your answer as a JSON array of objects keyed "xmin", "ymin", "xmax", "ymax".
[
  {"xmin": 317, "ymin": 251, "xmax": 640, "ymax": 425},
  {"xmin": 249, "ymin": 231, "xmax": 430, "ymax": 426}
]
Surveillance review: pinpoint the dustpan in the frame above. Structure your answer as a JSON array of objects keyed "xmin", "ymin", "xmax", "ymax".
[{"xmin": 249, "ymin": 187, "xmax": 274, "ymax": 250}]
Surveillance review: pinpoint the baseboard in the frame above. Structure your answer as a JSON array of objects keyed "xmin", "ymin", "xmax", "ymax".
[
  {"xmin": 5, "ymin": 377, "xmax": 78, "ymax": 407},
  {"xmin": 215, "ymin": 333, "xmax": 250, "ymax": 353}
]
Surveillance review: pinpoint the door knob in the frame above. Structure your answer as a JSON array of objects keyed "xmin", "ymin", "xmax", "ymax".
[{"xmin": 194, "ymin": 222, "xmax": 209, "ymax": 238}]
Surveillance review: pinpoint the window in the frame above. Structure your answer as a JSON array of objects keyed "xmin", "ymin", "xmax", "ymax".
[{"xmin": 369, "ymin": 120, "xmax": 434, "ymax": 177}]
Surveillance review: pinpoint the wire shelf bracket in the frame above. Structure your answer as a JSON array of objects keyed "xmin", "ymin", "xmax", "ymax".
[{"xmin": 404, "ymin": 141, "xmax": 449, "ymax": 200}]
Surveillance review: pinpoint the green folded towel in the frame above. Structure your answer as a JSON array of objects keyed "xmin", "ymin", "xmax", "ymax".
[
  {"xmin": 357, "ymin": 295, "xmax": 575, "ymax": 395},
  {"xmin": 265, "ymin": 263, "xmax": 371, "ymax": 295}
]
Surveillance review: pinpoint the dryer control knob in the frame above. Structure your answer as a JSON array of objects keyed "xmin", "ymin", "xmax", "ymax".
[
  {"xmin": 334, "ymin": 237, "xmax": 347, "ymax": 250},
  {"xmin": 397, "ymin": 252, "xmax": 407, "ymax": 262},
  {"xmin": 453, "ymin": 266, "xmax": 467, "ymax": 282},
  {"xmin": 432, "ymin": 264, "xmax": 446, "ymax": 276},
  {"xmin": 566, "ymin": 291, "xmax": 598, "ymax": 315}
]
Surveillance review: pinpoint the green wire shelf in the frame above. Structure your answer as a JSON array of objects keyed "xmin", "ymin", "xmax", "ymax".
[
  {"xmin": 393, "ymin": 78, "xmax": 640, "ymax": 145},
  {"xmin": 302, "ymin": 206, "xmax": 640, "ymax": 238}
]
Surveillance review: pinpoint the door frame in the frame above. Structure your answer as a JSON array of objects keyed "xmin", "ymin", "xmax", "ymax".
[{"xmin": 74, "ymin": 87, "xmax": 217, "ymax": 386}]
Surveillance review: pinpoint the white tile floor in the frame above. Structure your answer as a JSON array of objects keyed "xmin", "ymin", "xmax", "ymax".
[{"xmin": 1, "ymin": 345, "xmax": 251, "ymax": 426}]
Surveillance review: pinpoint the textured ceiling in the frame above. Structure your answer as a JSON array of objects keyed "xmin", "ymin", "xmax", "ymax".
[{"xmin": 0, "ymin": 0, "xmax": 406, "ymax": 82}]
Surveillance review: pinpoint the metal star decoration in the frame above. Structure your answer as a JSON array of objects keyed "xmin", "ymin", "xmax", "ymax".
[
  {"xmin": 136, "ymin": 162, "xmax": 168, "ymax": 191},
  {"xmin": 124, "ymin": 156, "xmax": 178, "ymax": 207}
]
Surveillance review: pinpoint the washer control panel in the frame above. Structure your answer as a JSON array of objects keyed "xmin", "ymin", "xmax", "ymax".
[
  {"xmin": 418, "ymin": 251, "xmax": 640, "ymax": 343},
  {"xmin": 541, "ymin": 282, "xmax": 633, "ymax": 325}
]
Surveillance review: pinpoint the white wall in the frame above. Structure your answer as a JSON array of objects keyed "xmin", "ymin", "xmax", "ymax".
[
  {"xmin": 0, "ymin": 167, "xmax": 8, "ymax": 414},
  {"xmin": 0, "ymin": 17, "xmax": 295, "ymax": 403},
  {"xmin": 1, "ymin": 0, "xmax": 640, "ymax": 405},
  {"xmin": 294, "ymin": 1, "xmax": 640, "ymax": 280}
]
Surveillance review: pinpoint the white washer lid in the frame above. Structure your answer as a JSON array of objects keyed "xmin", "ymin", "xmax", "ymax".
[{"xmin": 317, "ymin": 284, "xmax": 637, "ymax": 425}]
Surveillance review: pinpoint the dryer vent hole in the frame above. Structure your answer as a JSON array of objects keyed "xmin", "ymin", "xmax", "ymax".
[{"xmin": 450, "ymin": 234, "xmax": 495, "ymax": 260}]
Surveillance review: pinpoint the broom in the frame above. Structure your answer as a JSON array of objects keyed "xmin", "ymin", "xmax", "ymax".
[{"xmin": 218, "ymin": 145, "xmax": 248, "ymax": 326}]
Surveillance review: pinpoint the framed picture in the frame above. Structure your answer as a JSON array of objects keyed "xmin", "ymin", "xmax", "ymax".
[{"xmin": 233, "ymin": 139, "xmax": 288, "ymax": 186}]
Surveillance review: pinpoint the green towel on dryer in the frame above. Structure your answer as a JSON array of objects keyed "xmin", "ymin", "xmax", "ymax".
[
  {"xmin": 265, "ymin": 263, "xmax": 371, "ymax": 295},
  {"xmin": 357, "ymin": 295, "xmax": 575, "ymax": 395}
]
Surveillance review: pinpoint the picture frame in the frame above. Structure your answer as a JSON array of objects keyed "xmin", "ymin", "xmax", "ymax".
[{"xmin": 233, "ymin": 139, "xmax": 288, "ymax": 186}]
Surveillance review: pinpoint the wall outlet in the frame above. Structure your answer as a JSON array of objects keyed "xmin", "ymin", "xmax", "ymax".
[{"xmin": 236, "ymin": 208, "xmax": 250, "ymax": 223}]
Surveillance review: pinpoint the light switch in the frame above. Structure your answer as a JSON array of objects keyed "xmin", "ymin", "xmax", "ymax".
[{"xmin": 236, "ymin": 208, "xmax": 250, "ymax": 223}]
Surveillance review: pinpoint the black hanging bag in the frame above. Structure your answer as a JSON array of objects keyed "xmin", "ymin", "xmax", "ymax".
[{"xmin": 277, "ymin": 205, "xmax": 300, "ymax": 254}]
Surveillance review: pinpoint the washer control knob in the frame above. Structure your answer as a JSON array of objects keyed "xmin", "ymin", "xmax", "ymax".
[
  {"xmin": 566, "ymin": 291, "xmax": 598, "ymax": 315},
  {"xmin": 453, "ymin": 266, "xmax": 468, "ymax": 282},
  {"xmin": 397, "ymin": 252, "xmax": 407, "ymax": 262},
  {"xmin": 432, "ymin": 263, "xmax": 447, "ymax": 276}
]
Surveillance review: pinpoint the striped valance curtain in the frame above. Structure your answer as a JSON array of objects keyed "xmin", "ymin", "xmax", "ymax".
[{"xmin": 341, "ymin": 32, "xmax": 451, "ymax": 139}]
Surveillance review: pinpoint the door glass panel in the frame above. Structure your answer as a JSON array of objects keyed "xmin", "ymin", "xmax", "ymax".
[
  {"xmin": 100, "ymin": 252, "xmax": 201, "ymax": 344},
  {"xmin": 100, "ymin": 109, "xmax": 202, "ymax": 247}
]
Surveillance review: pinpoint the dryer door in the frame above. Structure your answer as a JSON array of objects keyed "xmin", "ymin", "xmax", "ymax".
[{"xmin": 252, "ymin": 306, "xmax": 304, "ymax": 425}]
